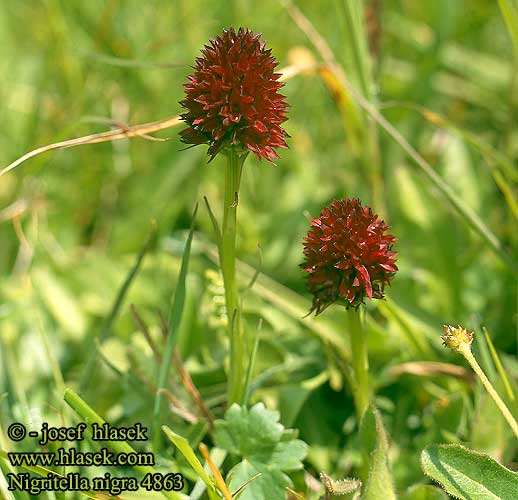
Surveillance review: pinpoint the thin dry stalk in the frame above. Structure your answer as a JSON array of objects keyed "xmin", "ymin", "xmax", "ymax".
[
  {"xmin": 173, "ymin": 349, "xmax": 215, "ymax": 430},
  {"xmin": 284, "ymin": 1, "xmax": 516, "ymax": 273},
  {"xmin": 130, "ymin": 304, "xmax": 161, "ymax": 363},
  {"xmin": 0, "ymin": 116, "xmax": 181, "ymax": 178}
]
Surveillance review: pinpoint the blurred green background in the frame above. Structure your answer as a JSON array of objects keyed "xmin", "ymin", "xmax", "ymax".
[{"xmin": 1, "ymin": 0, "xmax": 517, "ymax": 497}]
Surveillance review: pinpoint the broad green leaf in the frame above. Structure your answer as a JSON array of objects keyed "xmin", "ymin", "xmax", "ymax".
[
  {"xmin": 214, "ymin": 403, "xmax": 307, "ymax": 500},
  {"xmin": 360, "ymin": 406, "xmax": 397, "ymax": 500},
  {"xmin": 421, "ymin": 444, "xmax": 518, "ymax": 500},
  {"xmin": 162, "ymin": 426, "xmax": 215, "ymax": 491},
  {"xmin": 402, "ymin": 484, "xmax": 449, "ymax": 500},
  {"xmin": 228, "ymin": 460, "xmax": 287, "ymax": 500}
]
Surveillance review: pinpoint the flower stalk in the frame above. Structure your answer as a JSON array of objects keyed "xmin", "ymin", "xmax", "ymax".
[
  {"xmin": 179, "ymin": 27, "xmax": 290, "ymax": 407},
  {"xmin": 222, "ymin": 147, "xmax": 246, "ymax": 406},
  {"xmin": 460, "ymin": 342, "xmax": 518, "ymax": 439},
  {"xmin": 301, "ymin": 198, "xmax": 397, "ymax": 422},
  {"xmin": 348, "ymin": 308, "xmax": 369, "ymax": 420},
  {"xmin": 442, "ymin": 325, "xmax": 518, "ymax": 440}
]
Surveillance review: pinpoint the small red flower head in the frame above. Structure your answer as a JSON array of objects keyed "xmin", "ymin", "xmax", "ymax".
[
  {"xmin": 301, "ymin": 198, "xmax": 398, "ymax": 314},
  {"xmin": 180, "ymin": 27, "xmax": 289, "ymax": 161}
]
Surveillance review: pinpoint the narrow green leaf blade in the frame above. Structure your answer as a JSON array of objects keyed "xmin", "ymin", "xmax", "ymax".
[
  {"xmin": 64, "ymin": 388, "xmax": 183, "ymax": 500},
  {"xmin": 421, "ymin": 444, "xmax": 518, "ymax": 500},
  {"xmin": 79, "ymin": 225, "xmax": 155, "ymax": 390},
  {"xmin": 162, "ymin": 425, "xmax": 215, "ymax": 490},
  {"xmin": 153, "ymin": 204, "xmax": 198, "ymax": 450},
  {"xmin": 483, "ymin": 326, "xmax": 515, "ymax": 401},
  {"xmin": 498, "ymin": 0, "xmax": 518, "ymax": 56},
  {"xmin": 1, "ymin": 448, "xmax": 111, "ymax": 500}
]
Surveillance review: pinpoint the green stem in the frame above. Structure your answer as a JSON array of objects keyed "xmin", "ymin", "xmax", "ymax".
[
  {"xmin": 348, "ymin": 308, "xmax": 370, "ymax": 420},
  {"xmin": 221, "ymin": 148, "xmax": 246, "ymax": 407},
  {"xmin": 458, "ymin": 343, "xmax": 518, "ymax": 440}
]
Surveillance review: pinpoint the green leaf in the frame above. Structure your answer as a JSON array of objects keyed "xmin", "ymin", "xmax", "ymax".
[
  {"xmin": 153, "ymin": 204, "xmax": 198, "ymax": 450},
  {"xmin": 360, "ymin": 406, "xmax": 397, "ymax": 500},
  {"xmin": 78, "ymin": 225, "xmax": 156, "ymax": 390},
  {"xmin": 421, "ymin": 444, "xmax": 518, "ymax": 500},
  {"xmin": 63, "ymin": 388, "xmax": 183, "ymax": 500},
  {"xmin": 483, "ymin": 326, "xmax": 516, "ymax": 402},
  {"xmin": 498, "ymin": 0, "xmax": 518, "ymax": 56},
  {"xmin": 214, "ymin": 403, "xmax": 308, "ymax": 500},
  {"xmin": 402, "ymin": 484, "xmax": 449, "ymax": 500},
  {"xmin": 0, "ymin": 448, "xmax": 108, "ymax": 500},
  {"xmin": 190, "ymin": 448, "xmax": 227, "ymax": 500}
]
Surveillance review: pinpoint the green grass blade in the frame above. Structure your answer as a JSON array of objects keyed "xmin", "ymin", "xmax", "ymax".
[
  {"xmin": 483, "ymin": 326, "xmax": 516, "ymax": 401},
  {"xmin": 0, "ymin": 451, "xmax": 29, "ymax": 500},
  {"xmin": 410, "ymin": 105, "xmax": 518, "ymax": 183},
  {"xmin": 338, "ymin": 0, "xmax": 372, "ymax": 98},
  {"xmin": 498, "ymin": 0, "xmax": 518, "ymax": 56},
  {"xmin": 79, "ymin": 224, "xmax": 156, "ymax": 391},
  {"xmin": 241, "ymin": 328, "xmax": 260, "ymax": 406},
  {"xmin": 64, "ymin": 388, "xmax": 184, "ymax": 500},
  {"xmin": 358, "ymin": 92, "xmax": 516, "ymax": 273},
  {"xmin": 153, "ymin": 204, "xmax": 198, "ymax": 451},
  {"xmin": 161, "ymin": 426, "xmax": 215, "ymax": 490},
  {"xmin": 190, "ymin": 448, "xmax": 227, "ymax": 500},
  {"xmin": 203, "ymin": 196, "xmax": 222, "ymax": 250},
  {"xmin": 0, "ymin": 449, "xmax": 113, "ymax": 500},
  {"xmin": 285, "ymin": 1, "xmax": 517, "ymax": 274},
  {"xmin": 35, "ymin": 312, "xmax": 65, "ymax": 394}
]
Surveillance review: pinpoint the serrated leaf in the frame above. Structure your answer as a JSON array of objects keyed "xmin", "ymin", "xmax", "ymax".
[
  {"xmin": 214, "ymin": 403, "xmax": 308, "ymax": 500},
  {"xmin": 360, "ymin": 406, "xmax": 397, "ymax": 500},
  {"xmin": 270, "ymin": 439, "xmax": 308, "ymax": 470},
  {"xmin": 421, "ymin": 444, "xmax": 518, "ymax": 500},
  {"xmin": 228, "ymin": 460, "xmax": 288, "ymax": 500},
  {"xmin": 402, "ymin": 484, "xmax": 449, "ymax": 500}
]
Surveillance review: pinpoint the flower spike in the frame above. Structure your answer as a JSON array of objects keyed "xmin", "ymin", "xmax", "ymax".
[
  {"xmin": 301, "ymin": 198, "xmax": 398, "ymax": 314},
  {"xmin": 180, "ymin": 27, "xmax": 289, "ymax": 161}
]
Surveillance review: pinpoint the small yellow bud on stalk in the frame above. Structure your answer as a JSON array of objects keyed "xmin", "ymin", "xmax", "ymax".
[{"xmin": 442, "ymin": 325, "xmax": 518, "ymax": 440}]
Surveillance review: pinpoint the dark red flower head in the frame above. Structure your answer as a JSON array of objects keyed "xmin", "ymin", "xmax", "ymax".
[
  {"xmin": 180, "ymin": 27, "xmax": 289, "ymax": 161},
  {"xmin": 301, "ymin": 198, "xmax": 398, "ymax": 314}
]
